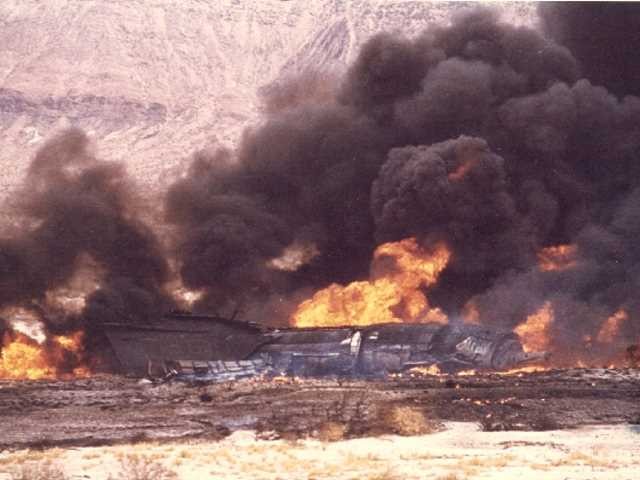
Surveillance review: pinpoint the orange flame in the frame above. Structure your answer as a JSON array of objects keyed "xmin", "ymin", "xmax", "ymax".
[
  {"xmin": 53, "ymin": 331, "xmax": 83, "ymax": 353},
  {"xmin": 514, "ymin": 302, "xmax": 553, "ymax": 353},
  {"xmin": 291, "ymin": 238, "xmax": 450, "ymax": 328},
  {"xmin": 0, "ymin": 331, "xmax": 89, "ymax": 380},
  {"xmin": 596, "ymin": 309, "xmax": 627, "ymax": 344},
  {"xmin": 448, "ymin": 158, "xmax": 479, "ymax": 181},
  {"xmin": 408, "ymin": 365, "xmax": 442, "ymax": 376},
  {"xmin": 497, "ymin": 365, "xmax": 549, "ymax": 375},
  {"xmin": 462, "ymin": 301, "xmax": 481, "ymax": 325},
  {"xmin": 538, "ymin": 244, "xmax": 577, "ymax": 272}
]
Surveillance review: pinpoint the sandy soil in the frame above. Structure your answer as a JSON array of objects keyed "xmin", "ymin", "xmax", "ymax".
[{"xmin": 0, "ymin": 422, "xmax": 638, "ymax": 480}]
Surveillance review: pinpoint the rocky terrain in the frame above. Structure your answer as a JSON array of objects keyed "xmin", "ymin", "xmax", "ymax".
[{"xmin": 0, "ymin": 0, "xmax": 536, "ymax": 203}]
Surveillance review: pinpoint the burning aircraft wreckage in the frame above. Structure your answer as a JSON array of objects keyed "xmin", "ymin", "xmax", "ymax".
[
  {"xmin": 102, "ymin": 314, "xmax": 548, "ymax": 382},
  {"xmin": 101, "ymin": 237, "xmax": 549, "ymax": 382}
]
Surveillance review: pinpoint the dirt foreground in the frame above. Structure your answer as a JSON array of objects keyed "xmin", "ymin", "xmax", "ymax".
[
  {"xmin": 0, "ymin": 422, "xmax": 639, "ymax": 479},
  {"xmin": 0, "ymin": 368, "xmax": 639, "ymax": 478},
  {"xmin": 1, "ymin": 368, "xmax": 639, "ymax": 448}
]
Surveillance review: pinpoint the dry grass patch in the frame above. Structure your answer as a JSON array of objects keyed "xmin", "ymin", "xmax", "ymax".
[
  {"xmin": 316, "ymin": 420, "xmax": 348, "ymax": 442},
  {"xmin": 7, "ymin": 460, "xmax": 67, "ymax": 480},
  {"xmin": 176, "ymin": 449, "xmax": 193, "ymax": 460},
  {"xmin": 466, "ymin": 454, "xmax": 515, "ymax": 468},
  {"xmin": 81, "ymin": 451, "xmax": 102, "ymax": 460},
  {"xmin": 107, "ymin": 454, "xmax": 177, "ymax": 480},
  {"xmin": 529, "ymin": 451, "xmax": 616, "ymax": 470},
  {"xmin": 550, "ymin": 451, "xmax": 617, "ymax": 468},
  {"xmin": 360, "ymin": 469, "xmax": 401, "ymax": 480},
  {"xmin": 0, "ymin": 450, "xmax": 50, "ymax": 467},
  {"xmin": 446, "ymin": 454, "xmax": 516, "ymax": 477},
  {"xmin": 380, "ymin": 405, "xmax": 441, "ymax": 436}
]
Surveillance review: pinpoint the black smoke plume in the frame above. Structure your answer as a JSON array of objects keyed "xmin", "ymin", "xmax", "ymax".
[
  {"xmin": 167, "ymin": 8, "xmax": 577, "ymax": 307},
  {"xmin": 371, "ymin": 136, "xmax": 535, "ymax": 308},
  {"xmin": 0, "ymin": 129, "xmax": 171, "ymax": 365},
  {"xmin": 166, "ymin": 6, "xmax": 639, "ymax": 357},
  {"xmin": 539, "ymin": 2, "xmax": 640, "ymax": 98}
]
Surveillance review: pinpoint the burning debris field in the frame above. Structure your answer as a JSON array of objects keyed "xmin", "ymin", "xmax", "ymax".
[{"xmin": 1, "ymin": 6, "xmax": 640, "ymax": 477}]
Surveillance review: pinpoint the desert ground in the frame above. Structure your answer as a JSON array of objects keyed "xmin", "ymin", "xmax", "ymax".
[
  {"xmin": 1, "ymin": 369, "xmax": 638, "ymax": 479},
  {"xmin": 0, "ymin": 421, "xmax": 638, "ymax": 480}
]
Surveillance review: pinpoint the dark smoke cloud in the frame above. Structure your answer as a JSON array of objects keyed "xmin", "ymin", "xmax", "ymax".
[
  {"xmin": 338, "ymin": 32, "xmax": 443, "ymax": 114},
  {"xmin": 167, "ymin": 7, "xmax": 583, "ymax": 316},
  {"xmin": 539, "ymin": 2, "xmax": 640, "ymax": 98},
  {"xmin": 166, "ymin": 105, "xmax": 390, "ymax": 318},
  {"xmin": 371, "ymin": 136, "xmax": 534, "ymax": 308},
  {"xmin": 164, "ymin": 6, "xmax": 639, "ymax": 356},
  {"xmin": 167, "ymin": 10, "xmax": 576, "ymax": 308},
  {"xmin": 165, "ymin": 148, "xmax": 294, "ymax": 314},
  {"xmin": 471, "ymin": 187, "xmax": 640, "ymax": 361},
  {"xmin": 0, "ymin": 129, "xmax": 171, "ymax": 361}
]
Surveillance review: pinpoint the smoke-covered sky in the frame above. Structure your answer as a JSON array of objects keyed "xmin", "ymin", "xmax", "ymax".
[{"xmin": 1, "ymin": 3, "xmax": 639, "ymax": 363}]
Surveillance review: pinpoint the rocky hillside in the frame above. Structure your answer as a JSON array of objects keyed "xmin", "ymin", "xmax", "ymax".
[{"xmin": 0, "ymin": 0, "xmax": 535, "ymax": 198}]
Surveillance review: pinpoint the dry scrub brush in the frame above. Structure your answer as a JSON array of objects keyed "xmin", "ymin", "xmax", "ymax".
[
  {"xmin": 379, "ymin": 405, "xmax": 442, "ymax": 436},
  {"xmin": 8, "ymin": 460, "xmax": 68, "ymax": 480},
  {"xmin": 108, "ymin": 454, "xmax": 177, "ymax": 480},
  {"xmin": 316, "ymin": 420, "xmax": 349, "ymax": 442}
]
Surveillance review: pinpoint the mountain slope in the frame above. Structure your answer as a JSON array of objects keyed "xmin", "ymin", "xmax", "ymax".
[{"xmin": 0, "ymin": 0, "xmax": 535, "ymax": 197}]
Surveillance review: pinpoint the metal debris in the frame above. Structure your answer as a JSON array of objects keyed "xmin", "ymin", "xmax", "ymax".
[{"xmin": 103, "ymin": 314, "xmax": 548, "ymax": 380}]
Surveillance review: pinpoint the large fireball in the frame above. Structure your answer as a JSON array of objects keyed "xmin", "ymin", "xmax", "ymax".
[{"xmin": 291, "ymin": 238, "xmax": 450, "ymax": 328}]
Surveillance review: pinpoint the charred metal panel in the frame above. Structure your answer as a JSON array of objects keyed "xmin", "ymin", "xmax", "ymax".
[
  {"xmin": 102, "ymin": 314, "xmax": 264, "ymax": 375},
  {"xmin": 258, "ymin": 328, "xmax": 358, "ymax": 376},
  {"xmin": 165, "ymin": 359, "xmax": 270, "ymax": 382},
  {"xmin": 361, "ymin": 323, "xmax": 441, "ymax": 344},
  {"xmin": 358, "ymin": 323, "xmax": 441, "ymax": 374}
]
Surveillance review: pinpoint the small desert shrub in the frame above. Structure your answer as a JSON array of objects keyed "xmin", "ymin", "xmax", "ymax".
[
  {"xmin": 380, "ymin": 405, "xmax": 441, "ymax": 436},
  {"xmin": 365, "ymin": 469, "xmax": 400, "ymax": 480},
  {"xmin": 176, "ymin": 449, "xmax": 193, "ymax": 460},
  {"xmin": 108, "ymin": 454, "xmax": 177, "ymax": 480},
  {"xmin": 316, "ymin": 420, "xmax": 348, "ymax": 442},
  {"xmin": 9, "ymin": 460, "xmax": 68, "ymax": 480},
  {"xmin": 81, "ymin": 451, "xmax": 101, "ymax": 460}
]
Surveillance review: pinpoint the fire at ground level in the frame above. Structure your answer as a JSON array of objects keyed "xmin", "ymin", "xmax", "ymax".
[
  {"xmin": 2, "ymin": 237, "xmax": 638, "ymax": 381},
  {"xmin": 0, "ymin": 369, "xmax": 638, "ymax": 450}
]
